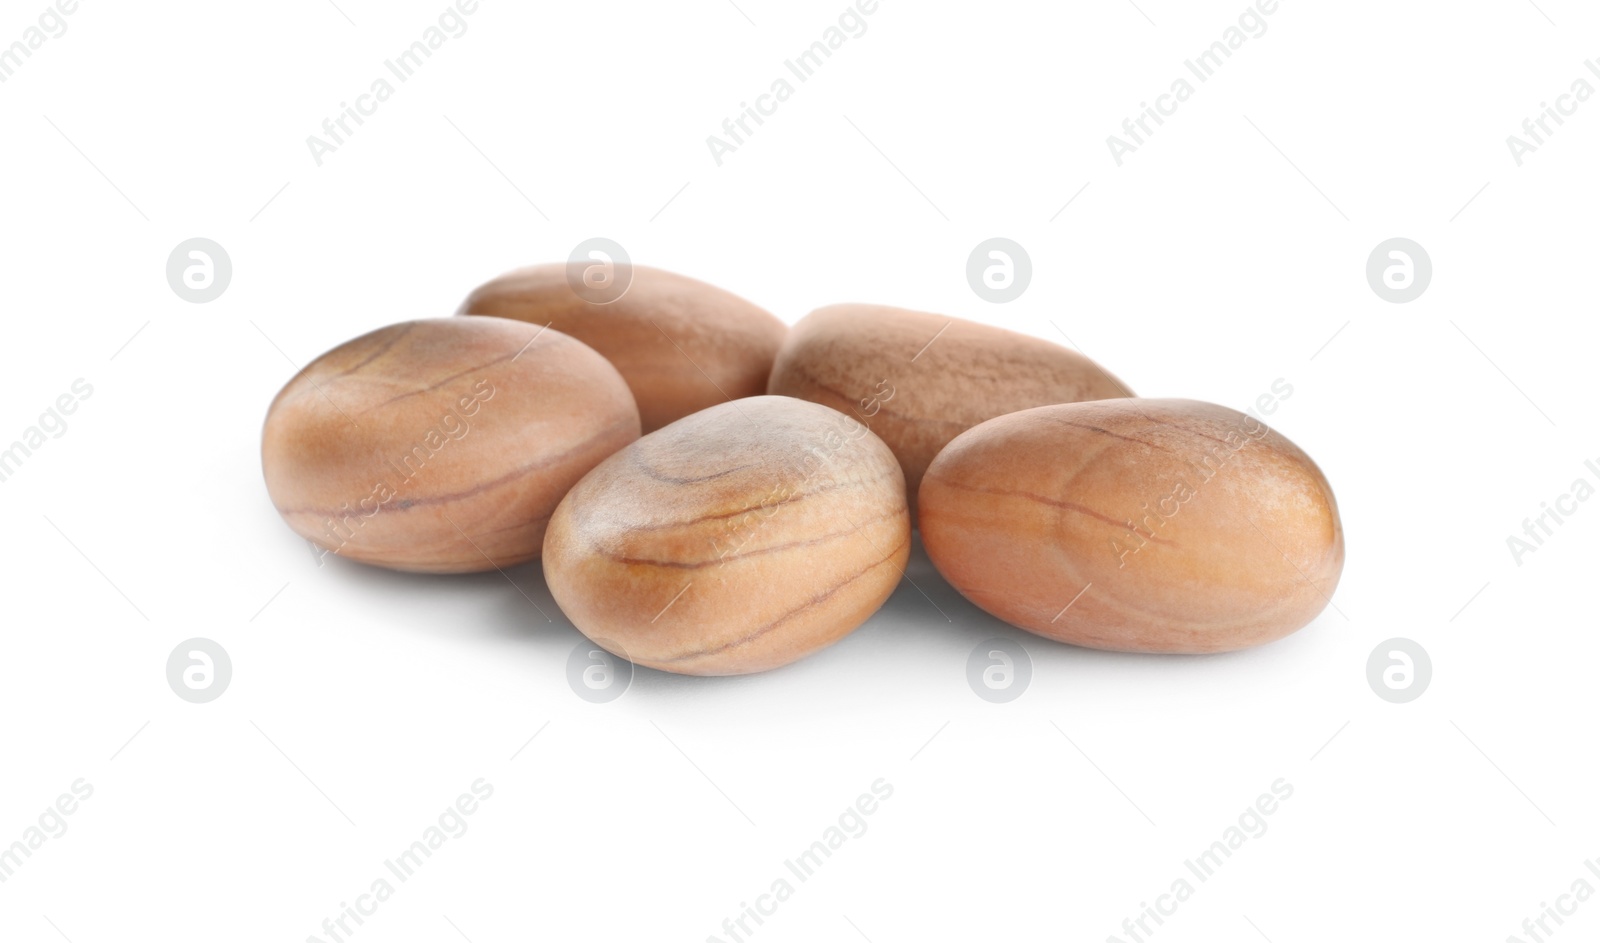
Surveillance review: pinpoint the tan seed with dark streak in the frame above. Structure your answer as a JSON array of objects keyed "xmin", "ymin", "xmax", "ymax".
[
  {"xmin": 767, "ymin": 304, "xmax": 1134, "ymax": 516},
  {"xmin": 919, "ymin": 399, "xmax": 1344, "ymax": 653},
  {"xmin": 262, "ymin": 317, "xmax": 640, "ymax": 573},
  {"xmin": 543, "ymin": 396, "xmax": 910, "ymax": 675}
]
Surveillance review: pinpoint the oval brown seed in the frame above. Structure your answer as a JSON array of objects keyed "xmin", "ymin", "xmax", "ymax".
[
  {"xmin": 262, "ymin": 317, "xmax": 639, "ymax": 573},
  {"xmin": 919, "ymin": 398, "xmax": 1344, "ymax": 653},
  {"xmin": 458, "ymin": 264, "xmax": 786, "ymax": 433},
  {"xmin": 767, "ymin": 304, "xmax": 1133, "ymax": 513},
  {"xmin": 543, "ymin": 396, "xmax": 910, "ymax": 675}
]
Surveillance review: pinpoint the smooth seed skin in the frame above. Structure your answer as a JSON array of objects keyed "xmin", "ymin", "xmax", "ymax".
[
  {"xmin": 766, "ymin": 304, "xmax": 1133, "ymax": 515},
  {"xmin": 457, "ymin": 264, "xmax": 787, "ymax": 433},
  {"xmin": 918, "ymin": 399, "xmax": 1344, "ymax": 653},
  {"xmin": 262, "ymin": 318, "xmax": 640, "ymax": 573},
  {"xmin": 543, "ymin": 396, "xmax": 911, "ymax": 676}
]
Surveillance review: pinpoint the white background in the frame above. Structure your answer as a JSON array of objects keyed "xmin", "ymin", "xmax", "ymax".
[{"xmin": 1, "ymin": 0, "xmax": 1597, "ymax": 940}]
